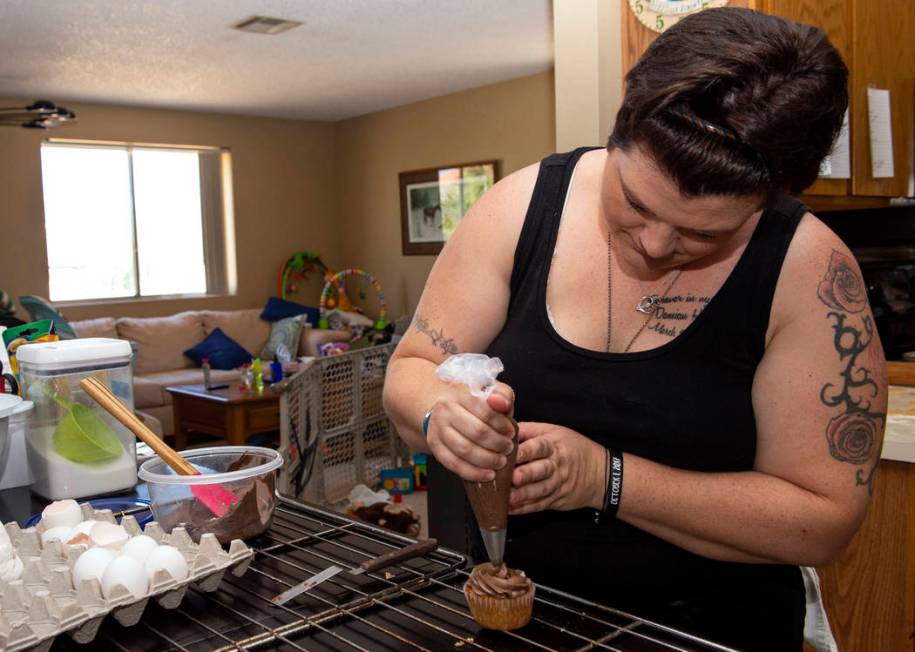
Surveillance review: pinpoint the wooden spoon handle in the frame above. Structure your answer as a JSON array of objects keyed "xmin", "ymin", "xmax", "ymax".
[{"xmin": 79, "ymin": 377, "xmax": 197, "ymax": 476}]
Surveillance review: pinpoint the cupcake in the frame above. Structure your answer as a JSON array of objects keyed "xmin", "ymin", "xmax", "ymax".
[{"xmin": 464, "ymin": 562, "xmax": 535, "ymax": 630}]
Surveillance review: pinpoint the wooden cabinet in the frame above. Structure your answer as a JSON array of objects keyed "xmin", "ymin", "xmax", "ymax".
[
  {"xmin": 620, "ymin": 0, "xmax": 754, "ymax": 74},
  {"xmin": 761, "ymin": 1, "xmax": 851, "ymax": 199},
  {"xmin": 815, "ymin": 459, "xmax": 915, "ymax": 651},
  {"xmin": 846, "ymin": 0, "xmax": 914, "ymax": 199},
  {"xmin": 762, "ymin": 0, "xmax": 914, "ymax": 203},
  {"xmin": 620, "ymin": 1, "xmax": 915, "ymax": 209}
]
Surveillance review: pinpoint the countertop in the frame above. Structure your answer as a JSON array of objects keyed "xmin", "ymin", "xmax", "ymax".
[{"xmin": 884, "ymin": 384, "xmax": 915, "ymax": 463}]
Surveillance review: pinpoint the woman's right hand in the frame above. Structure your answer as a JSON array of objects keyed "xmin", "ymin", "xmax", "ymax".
[{"xmin": 425, "ymin": 382, "xmax": 516, "ymax": 482}]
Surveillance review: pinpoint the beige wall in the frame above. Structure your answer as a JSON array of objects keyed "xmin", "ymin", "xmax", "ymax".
[
  {"xmin": 334, "ymin": 71, "xmax": 556, "ymax": 319},
  {"xmin": 0, "ymin": 70, "xmax": 555, "ymax": 323},
  {"xmin": 0, "ymin": 99, "xmax": 338, "ymax": 321},
  {"xmin": 553, "ymin": 0, "xmax": 623, "ymax": 150}
]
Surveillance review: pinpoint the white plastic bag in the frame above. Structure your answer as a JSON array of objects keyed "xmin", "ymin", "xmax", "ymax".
[
  {"xmin": 347, "ymin": 483, "xmax": 391, "ymax": 509},
  {"xmin": 436, "ymin": 353, "xmax": 504, "ymax": 398}
]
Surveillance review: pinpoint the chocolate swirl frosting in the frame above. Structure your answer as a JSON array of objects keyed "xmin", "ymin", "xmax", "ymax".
[{"xmin": 467, "ymin": 562, "xmax": 531, "ymax": 598}]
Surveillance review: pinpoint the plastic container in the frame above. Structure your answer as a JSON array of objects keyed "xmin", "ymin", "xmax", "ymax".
[
  {"xmin": 0, "ymin": 399, "xmax": 34, "ymax": 489},
  {"xmin": 138, "ymin": 446, "xmax": 283, "ymax": 544},
  {"xmin": 16, "ymin": 338, "xmax": 136, "ymax": 500}
]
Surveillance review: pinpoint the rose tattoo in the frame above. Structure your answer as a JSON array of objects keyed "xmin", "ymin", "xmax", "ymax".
[
  {"xmin": 825, "ymin": 412, "xmax": 878, "ymax": 465},
  {"xmin": 818, "ymin": 250, "xmax": 867, "ymax": 313},
  {"xmin": 817, "ymin": 250, "xmax": 884, "ymax": 494}
]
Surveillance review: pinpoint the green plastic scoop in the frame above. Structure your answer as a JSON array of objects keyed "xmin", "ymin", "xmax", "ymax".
[{"xmin": 43, "ymin": 382, "xmax": 123, "ymax": 464}]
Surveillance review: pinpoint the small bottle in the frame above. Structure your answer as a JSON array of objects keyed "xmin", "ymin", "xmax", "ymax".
[
  {"xmin": 270, "ymin": 360, "xmax": 283, "ymax": 383},
  {"xmin": 251, "ymin": 357, "xmax": 264, "ymax": 394},
  {"xmin": 202, "ymin": 357, "xmax": 212, "ymax": 390},
  {"xmin": 241, "ymin": 362, "xmax": 253, "ymax": 391}
]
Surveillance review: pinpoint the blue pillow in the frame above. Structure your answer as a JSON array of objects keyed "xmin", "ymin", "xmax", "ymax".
[
  {"xmin": 184, "ymin": 328, "xmax": 251, "ymax": 370},
  {"xmin": 260, "ymin": 296, "xmax": 320, "ymax": 326}
]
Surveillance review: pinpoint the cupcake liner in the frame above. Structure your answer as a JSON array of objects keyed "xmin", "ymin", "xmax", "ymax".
[{"xmin": 464, "ymin": 582, "xmax": 535, "ymax": 630}]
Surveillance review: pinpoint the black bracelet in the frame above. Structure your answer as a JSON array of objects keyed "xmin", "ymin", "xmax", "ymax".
[{"xmin": 594, "ymin": 448, "xmax": 624, "ymax": 524}]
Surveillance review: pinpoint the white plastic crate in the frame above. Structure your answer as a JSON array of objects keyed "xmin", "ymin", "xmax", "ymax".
[{"xmin": 276, "ymin": 343, "xmax": 407, "ymax": 506}]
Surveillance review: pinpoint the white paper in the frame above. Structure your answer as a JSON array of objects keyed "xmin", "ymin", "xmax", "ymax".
[
  {"xmin": 867, "ymin": 88, "xmax": 895, "ymax": 178},
  {"xmin": 819, "ymin": 109, "xmax": 850, "ymax": 179}
]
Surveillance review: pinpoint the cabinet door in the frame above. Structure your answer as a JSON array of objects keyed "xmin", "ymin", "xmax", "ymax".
[
  {"xmin": 816, "ymin": 460, "xmax": 915, "ymax": 651},
  {"xmin": 850, "ymin": 0, "xmax": 915, "ymax": 197},
  {"xmin": 762, "ymin": 1, "xmax": 850, "ymax": 197}
]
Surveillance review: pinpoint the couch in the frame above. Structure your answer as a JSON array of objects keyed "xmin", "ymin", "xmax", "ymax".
[{"xmin": 70, "ymin": 309, "xmax": 350, "ymax": 437}]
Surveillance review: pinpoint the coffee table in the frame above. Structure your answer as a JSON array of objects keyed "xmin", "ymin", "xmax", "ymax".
[{"xmin": 166, "ymin": 384, "xmax": 280, "ymax": 451}]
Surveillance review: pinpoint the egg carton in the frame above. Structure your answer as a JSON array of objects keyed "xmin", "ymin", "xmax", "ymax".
[{"xmin": 0, "ymin": 503, "xmax": 253, "ymax": 651}]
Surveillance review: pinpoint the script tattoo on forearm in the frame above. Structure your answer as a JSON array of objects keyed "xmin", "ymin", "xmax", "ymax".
[
  {"xmin": 414, "ymin": 314, "xmax": 459, "ymax": 356},
  {"xmin": 817, "ymin": 250, "xmax": 885, "ymax": 494}
]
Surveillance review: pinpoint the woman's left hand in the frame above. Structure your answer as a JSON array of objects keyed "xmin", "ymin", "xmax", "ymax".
[{"xmin": 509, "ymin": 422, "xmax": 607, "ymax": 515}]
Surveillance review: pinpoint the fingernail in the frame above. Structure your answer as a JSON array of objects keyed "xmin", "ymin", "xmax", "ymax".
[
  {"xmin": 486, "ymin": 470, "xmax": 496, "ymax": 481},
  {"xmin": 496, "ymin": 456, "xmax": 507, "ymax": 469}
]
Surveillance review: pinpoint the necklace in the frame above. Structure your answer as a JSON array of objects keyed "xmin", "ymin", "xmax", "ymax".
[{"xmin": 607, "ymin": 232, "xmax": 683, "ymax": 352}]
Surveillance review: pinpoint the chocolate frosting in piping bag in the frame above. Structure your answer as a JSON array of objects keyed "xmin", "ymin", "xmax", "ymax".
[{"xmin": 463, "ymin": 419, "xmax": 518, "ymax": 563}]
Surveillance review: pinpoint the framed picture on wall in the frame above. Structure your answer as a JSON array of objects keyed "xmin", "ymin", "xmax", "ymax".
[{"xmin": 399, "ymin": 160, "xmax": 501, "ymax": 255}]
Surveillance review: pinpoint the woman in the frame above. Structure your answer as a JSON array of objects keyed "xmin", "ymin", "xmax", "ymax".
[{"xmin": 383, "ymin": 7, "xmax": 886, "ymax": 650}]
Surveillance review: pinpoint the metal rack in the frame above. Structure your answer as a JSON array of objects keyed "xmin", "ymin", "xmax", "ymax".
[{"xmin": 53, "ymin": 497, "xmax": 735, "ymax": 651}]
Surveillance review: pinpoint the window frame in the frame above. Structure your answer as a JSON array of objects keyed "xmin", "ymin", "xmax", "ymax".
[{"xmin": 40, "ymin": 138, "xmax": 237, "ymax": 306}]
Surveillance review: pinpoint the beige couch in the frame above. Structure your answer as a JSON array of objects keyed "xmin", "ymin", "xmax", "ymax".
[{"xmin": 70, "ymin": 309, "xmax": 349, "ymax": 437}]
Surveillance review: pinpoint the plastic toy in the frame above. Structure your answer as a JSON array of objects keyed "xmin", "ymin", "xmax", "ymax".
[
  {"xmin": 278, "ymin": 252, "xmax": 356, "ymax": 313},
  {"xmin": 380, "ymin": 467, "xmax": 414, "ymax": 494},
  {"xmin": 318, "ymin": 269, "xmax": 388, "ymax": 331}
]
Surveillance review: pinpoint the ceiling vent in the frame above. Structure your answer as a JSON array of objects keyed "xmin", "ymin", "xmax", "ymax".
[{"xmin": 232, "ymin": 15, "xmax": 302, "ymax": 35}]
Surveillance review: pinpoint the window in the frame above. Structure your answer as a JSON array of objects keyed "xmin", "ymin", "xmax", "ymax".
[{"xmin": 39, "ymin": 141, "xmax": 236, "ymax": 302}]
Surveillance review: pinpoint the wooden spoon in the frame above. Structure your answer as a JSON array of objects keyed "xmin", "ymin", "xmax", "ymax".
[{"xmin": 79, "ymin": 377, "xmax": 239, "ymax": 517}]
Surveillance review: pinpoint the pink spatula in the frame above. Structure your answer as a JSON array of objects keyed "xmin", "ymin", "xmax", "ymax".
[{"xmin": 80, "ymin": 377, "xmax": 238, "ymax": 517}]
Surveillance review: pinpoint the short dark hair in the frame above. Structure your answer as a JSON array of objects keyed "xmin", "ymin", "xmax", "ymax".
[{"xmin": 608, "ymin": 7, "xmax": 848, "ymax": 201}]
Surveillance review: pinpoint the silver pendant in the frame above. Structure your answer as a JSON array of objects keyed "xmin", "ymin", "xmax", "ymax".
[{"xmin": 635, "ymin": 294, "xmax": 661, "ymax": 315}]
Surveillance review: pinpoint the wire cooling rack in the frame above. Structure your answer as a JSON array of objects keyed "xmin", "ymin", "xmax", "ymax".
[{"xmin": 51, "ymin": 497, "xmax": 735, "ymax": 651}]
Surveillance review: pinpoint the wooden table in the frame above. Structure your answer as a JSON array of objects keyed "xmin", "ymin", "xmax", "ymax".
[{"xmin": 166, "ymin": 384, "xmax": 280, "ymax": 451}]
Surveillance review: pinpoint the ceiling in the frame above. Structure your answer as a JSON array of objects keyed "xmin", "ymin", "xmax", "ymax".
[{"xmin": 0, "ymin": 0, "xmax": 554, "ymax": 121}]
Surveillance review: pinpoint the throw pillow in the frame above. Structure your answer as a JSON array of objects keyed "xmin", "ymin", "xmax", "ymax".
[
  {"xmin": 260, "ymin": 296, "xmax": 320, "ymax": 326},
  {"xmin": 184, "ymin": 328, "xmax": 251, "ymax": 370},
  {"xmin": 260, "ymin": 315, "xmax": 304, "ymax": 361}
]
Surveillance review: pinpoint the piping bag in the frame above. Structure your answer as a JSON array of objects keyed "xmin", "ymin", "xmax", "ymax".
[{"xmin": 436, "ymin": 354, "xmax": 517, "ymax": 565}]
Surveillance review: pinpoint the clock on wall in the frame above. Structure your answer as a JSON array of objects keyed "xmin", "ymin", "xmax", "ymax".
[{"xmin": 627, "ymin": 0, "xmax": 730, "ymax": 33}]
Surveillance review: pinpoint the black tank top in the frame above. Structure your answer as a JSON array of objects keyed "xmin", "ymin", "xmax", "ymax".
[{"xmin": 484, "ymin": 148, "xmax": 807, "ymax": 650}]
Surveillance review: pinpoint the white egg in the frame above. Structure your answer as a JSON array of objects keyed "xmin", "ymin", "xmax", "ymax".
[
  {"xmin": 0, "ymin": 545, "xmax": 22, "ymax": 582},
  {"xmin": 41, "ymin": 526, "xmax": 74, "ymax": 547},
  {"xmin": 120, "ymin": 535, "xmax": 158, "ymax": 565},
  {"xmin": 89, "ymin": 522, "xmax": 129, "ymax": 550},
  {"xmin": 145, "ymin": 545, "xmax": 189, "ymax": 583},
  {"xmin": 41, "ymin": 499, "xmax": 83, "ymax": 530},
  {"xmin": 101, "ymin": 555, "xmax": 148, "ymax": 600},
  {"xmin": 72, "ymin": 547, "xmax": 117, "ymax": 587}
]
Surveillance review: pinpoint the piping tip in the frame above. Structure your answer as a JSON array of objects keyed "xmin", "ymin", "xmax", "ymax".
[{"xmin": 479, "ymin": 527, "xmax": 506, "ymax": 565}]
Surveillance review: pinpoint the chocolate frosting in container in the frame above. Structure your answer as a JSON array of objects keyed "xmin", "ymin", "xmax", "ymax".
[{"xmin": 467, "ymin": 562, "xmax": 531, "ymax": 599}]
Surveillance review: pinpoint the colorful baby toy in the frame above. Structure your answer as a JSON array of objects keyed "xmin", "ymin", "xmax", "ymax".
[{"xmin": 318, "ymin": 269, "xmax": 387, "ymax": 331}]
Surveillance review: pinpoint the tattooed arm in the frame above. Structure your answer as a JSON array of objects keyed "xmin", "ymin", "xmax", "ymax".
[
  {"xmin": 382, "ymin": 164, "xmax": 537, "ymax": 480},
  {"xmin": 616, "ymin": 216, "xmax": 887, "ymax": 565}
]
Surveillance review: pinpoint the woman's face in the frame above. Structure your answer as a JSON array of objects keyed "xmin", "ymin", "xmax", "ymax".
[{"xmin": 602, "ymin": 146, "xmax": 763, "ymax": 276}]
